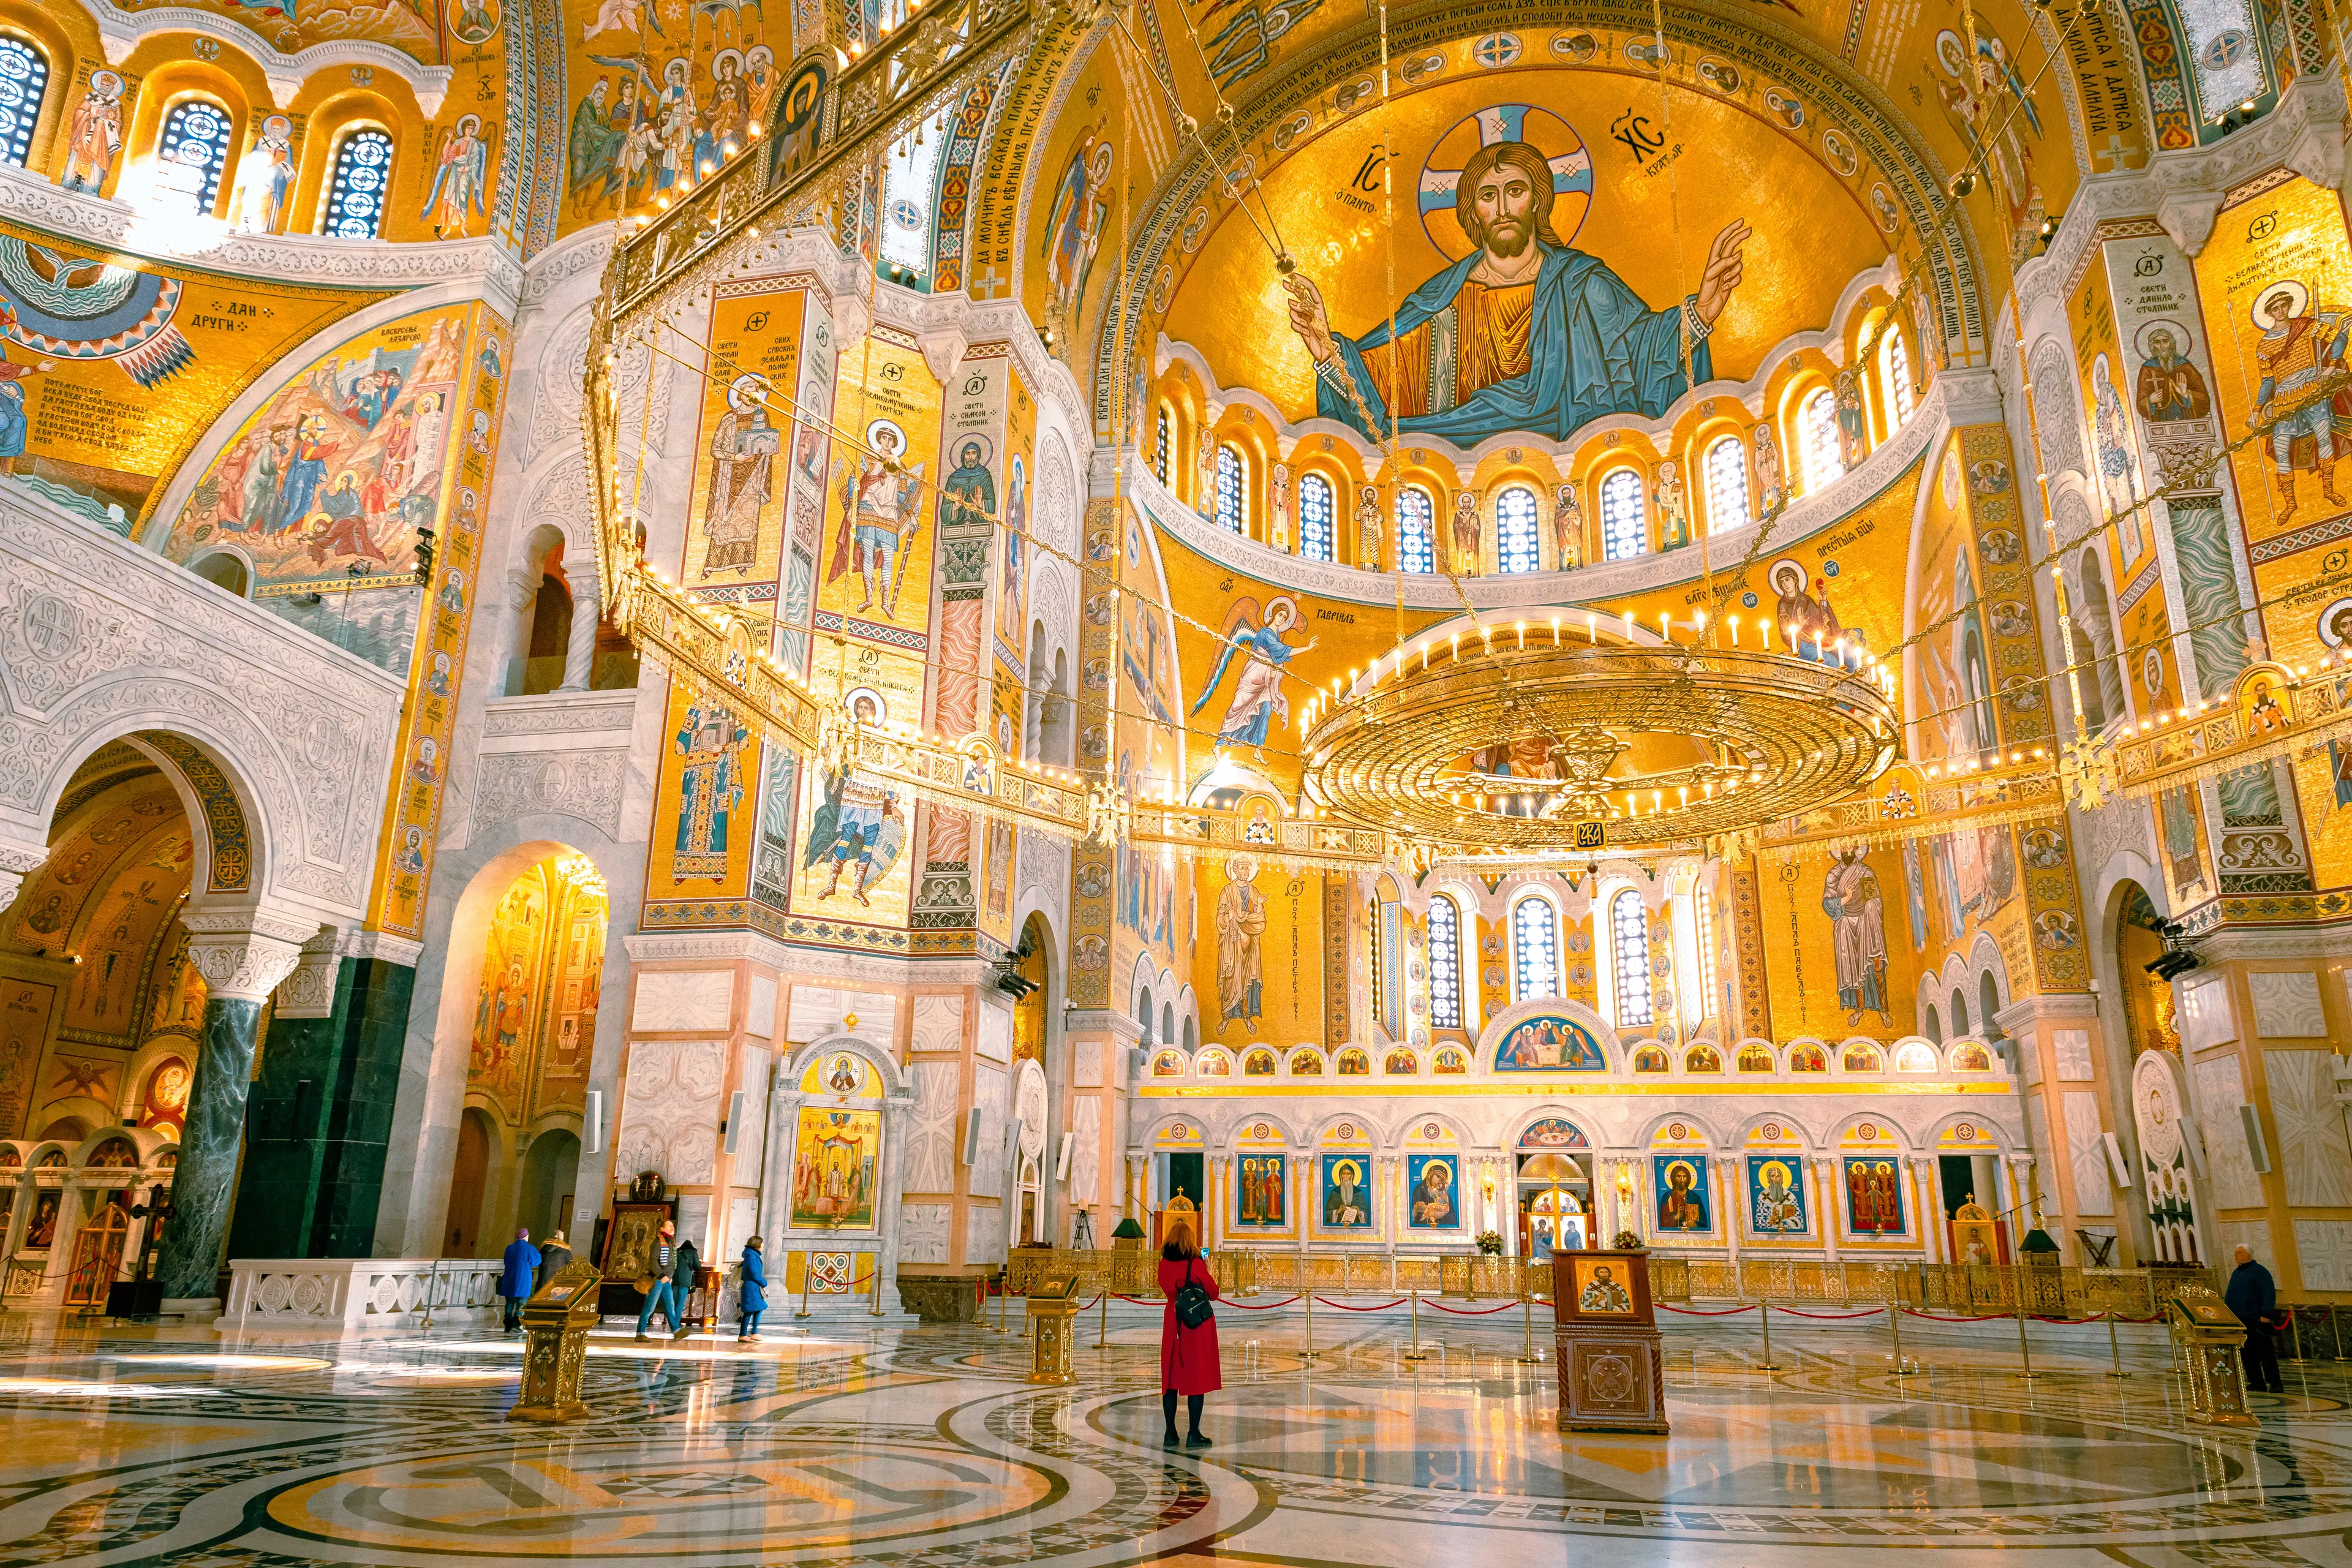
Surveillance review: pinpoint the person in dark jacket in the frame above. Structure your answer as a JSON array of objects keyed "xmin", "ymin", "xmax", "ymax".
[
  {"xmin": 636, "ymin": 1221, "xmax": 680, "ymax": 1341},
  {"xmin": 1158, "ymin": 1237, "xmax": 1222, "ymax": 1447},
  {"xmin": 498, "ymin": 1229, "xmax": 541, "ymax": 1333},
  {"xmin": 2226, "ymin": 1244, "xmax": 2285, "ymax": 1393},
  {"xmin": 667, "ymin": 1237, "xmax": 701, "ymax": 1341},
  {"xmin": 737, "ymin": 1236, "xmax": 767, "ymax": 1342},
  {"xmin": 537, "ymin": 1231, "xmax": 573, "ymax": 1291}
]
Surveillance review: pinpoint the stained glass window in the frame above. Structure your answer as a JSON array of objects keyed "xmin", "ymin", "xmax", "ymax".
[
  {"xmin": 1496, "ymin": 484, "xmax": 1540, "ymax": 573},
  {"xmin": 1703, "ymin": 435, "xmax": 1750, "ymax": 533},
  {"xmin": 1611, "ymin": 889, "xmax": 1653, "ymax": 1027},
  {"xmin": 321, "ymin": 127, "xmax": 393, "ymax": 239},
  {"xmin": 1396, "ymin": 486, "xmax": 1434, "ymax": 573},
  {"xmin": 1599, "ymin": 468, "xmax": 1646, "ymax": 560},
  {"xmin": 1215, "ymin": 443, "xmax": 1245, "ymax": 533},
  {"xmin": 1513, "ymin": 897, "xmax": 1560, "ymax": 1003},
  {"xmin": 0, "ymin": 37, "xmax": 48, "ymax": 170},
  {"xmin": 1298, "ymin": 472, "xmax": 1334, "ymax": 561},
  {"xmin": 154, "ymin": 97, "xmax": 235, "ymax": 216},
  {"xmin": 1798, "ymin": 387, "xmax": 1843, "ymax": 492},
  {"xmin": 1428, "ymin": 895, "xmax": 1462, "ymax": 1028}
]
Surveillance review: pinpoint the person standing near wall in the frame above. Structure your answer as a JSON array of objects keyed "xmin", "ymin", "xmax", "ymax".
[
  {"xmin": 499, "ymin": 1229, "xmax": 541, "ymax": 1334},
  {"xmin": 636, "ymin": 1221, "xmax": 679, "ymax": 1341},
  {"xmin": 1158, "ymin": 1234, "xmax": 1222, "ymax": 1447},
  {"xmin": 2226, "ymin": 1244, "xmax": 2286, "ymax": 1395},
  {"xmin": 737, "ymin": 1236, "xmax": 767, "ymax": 1342},
  {"xmin": 537, "ymin": 1230, "xmax": 573, "ymax": 1291}
]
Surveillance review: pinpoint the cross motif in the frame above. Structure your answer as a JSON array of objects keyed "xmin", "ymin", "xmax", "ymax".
[
  {"xmin": 972, "ymin": 263, "xmax": 1008, "ymax": 299},
  {"xmin": 2092, "ymin": 132, "xmax": 2143, "ymax": 171}
]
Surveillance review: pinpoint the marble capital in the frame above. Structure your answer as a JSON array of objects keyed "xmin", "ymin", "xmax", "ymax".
[{"xmin": 180, "ymin": 907, "xmax": 318, "ymax": 1003}]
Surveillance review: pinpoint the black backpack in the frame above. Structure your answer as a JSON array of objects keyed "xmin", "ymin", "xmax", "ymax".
[{"xmin": 1173, "ymin": 1259, "xmax": 1215, "ymax": 1330}]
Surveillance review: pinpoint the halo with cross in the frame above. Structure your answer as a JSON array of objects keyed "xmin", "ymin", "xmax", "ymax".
[{"xmin": 1419, "ymin": 104, "xmax": 1593, "ymax": 260}]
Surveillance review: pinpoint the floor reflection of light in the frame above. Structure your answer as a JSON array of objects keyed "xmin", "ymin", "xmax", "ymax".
[
  {"xmin": 102, "ymin": 1354, "xmax": 330, "ymax": 1371},
  {"xmin": 425, "ymin": 1338, "xmax": 834, "ymax": 1363},
  {"xmin": 0, "ymin": 1378, "xmax": 211, "ymax": 1398}
]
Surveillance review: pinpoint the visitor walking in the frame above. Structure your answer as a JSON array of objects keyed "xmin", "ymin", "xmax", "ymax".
[
  {"xmin": 2226, "ymin": 1243, "xmax": 2286, "ymax": 1394},
  {"xmin": 636, "ymin": 1221, "xmax": 680, "ymax": 1340},
  {"xmin": 737, "ymin": 1236, "xmax": 767, "ymax": 1341},
  {"xmin": 666, "ymin": 1234, "xmax": 701, "ymax": 1341},
  {"xmin": 498, "ymin": 1228, "xmax": 540, "ymax": 1333},
  {"xmin": 537, "ymin": 1230, "xmax": 573, "ymax": 1290},
  {"xmin": 1158, "ymin": 1235, "xmax": 1221, "ymax": 1448}
]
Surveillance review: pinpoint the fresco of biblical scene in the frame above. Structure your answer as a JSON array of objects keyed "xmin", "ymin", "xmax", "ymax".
[
  {"xmin": 1493, "ymin": 1014, "xmax": 1604, "ymax": 1071},
  {"xmin": 1406, "ymin": 1153, "xmax": 1461, "ymax": 1229},
  {"xmin": 170, "ymin": 306, "xmax": 473, "ymax": 667},
  {"xmin": 1653, "ymin": 1155, "xmax": 1712, "ymax": 1234},
  {"xmin": 567, "ymin": 0, "xmax": 783, "ymax": 230},
  {"xmin": 791, "ymin": 1107, "xmax": 882, "ymax": 1230},
  {"xmin": 1747, "ymin": 1155, "xmax": 1809, "ymax": 1235},
  {"xmin": 1233, "ymin": 1152, "xmax": 1288, "ymax": 1227},
  {"xmin": 1321, "ymin": 1154, "xmax": 1373, "ymax": 1229},
  {"xmin": 1843, "ymin": 1154, "xmax": 1908, "ymax": 1238}
]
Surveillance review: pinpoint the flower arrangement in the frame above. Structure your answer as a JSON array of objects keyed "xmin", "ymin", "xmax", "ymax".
[
  {"xmin": 1474, "ymin": 1230, "xmax": 1504, "ymax": 1256},
  {"xmin": 1611, "ymin": 1229, "xmax": 1647, "ymax": 1252}
]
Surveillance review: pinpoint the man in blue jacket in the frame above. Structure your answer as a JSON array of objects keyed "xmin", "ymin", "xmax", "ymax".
[
  {"xmin": 2225, "ymin": 1243, "xmax": 2285, "ymax": 1394},
  {"xmin": 498, "ymin": 1228, "xmax": 541, "ymax": 1333}
]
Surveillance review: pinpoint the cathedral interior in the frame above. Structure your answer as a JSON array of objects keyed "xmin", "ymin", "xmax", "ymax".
[{"xmin": 0, "ymin": 0, "xmax": 2347, "ymax": 1558}]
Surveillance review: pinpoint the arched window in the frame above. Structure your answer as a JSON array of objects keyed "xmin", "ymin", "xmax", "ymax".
[
  {"xmin": 1153, "ymin": 405, "xmax": 1170, "ymax": 483},
  {"xmin": 1494, "ymin": 484, "xmax": 1540, "ymax": 573},
  {"xmin": 1951, "ymin": 990, "xmax": 1970, "ymax": 1038},
  {"xmin": 1882, "ymin": 330, "xmax": 1915, "ymax": 427},
  {"xmin": 1798, "ymin": 387, "xmax": 1843, "ymax": 493},
  {"xmin": 154, "ymin": 96, "xmax": 236, "ymax": 216},
  {"xmin": 1214, "ymin": 443, "xmax": 1246, "ymax": 533},
  {"xmin": 0, "ymin": 37, "xmax": 50, "ymax": 170},
  {"xmin": 189, "ymin": 551, "xmax": 249, "ymax": 597},
  {"xmin": 320, "ymin": 127, "xmax": 394, "ymax": 239},
  {"xmin": 1396, "ymin": 486, "xmax": 1435, "ymax": 573},
  {"xmin": 1599, "ymin": 468, "xmax": 1646, "ymax": 560},
  {"xmin": 1298, "ymin": 472, "xmax": 1335, "ymax": 561},
  {"xmin": 1702, "ymin": 435, "xmax": 1749, "ymax": 533},
  {"xmin": 1610, "ymin": 889, "xmax": 1653, "ymax": 1028},
  {"xmin": 1694, "ymin": 887, "xmax": 1719, "ymax": 1020},
  {"xmin": 1513, "ymin": 897, "xmax": 1559, "ymax": 1001},
  {"xmin": 1428, "ymin": 894, "xmax": 1462, "ymax": 1028}
]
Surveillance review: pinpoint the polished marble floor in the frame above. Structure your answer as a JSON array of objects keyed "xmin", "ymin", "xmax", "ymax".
[{"xmin": 0, "ymin": 1305, "xmax": 2345, "ymax": 1567}]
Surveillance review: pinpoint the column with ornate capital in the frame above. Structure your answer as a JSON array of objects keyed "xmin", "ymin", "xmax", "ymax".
[
  {"xmin": 156, "ymin": 910, "xmax": 312, "ymax": 1311},
  {"xmin": 1815, "ymin": 1157, "xmax": 1842, "ymax": 1264},
  {"xmin": 1912, "ymin": 1157, "xmax": 1944, "ymax": 1264}
]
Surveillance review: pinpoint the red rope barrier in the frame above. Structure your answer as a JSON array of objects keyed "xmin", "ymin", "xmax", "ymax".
[
  {"xmin": 1314, "ymin": 1295, "xmax": 1408, "ymax": 1311},
  {"xmin": 1221, "ymin": 1294, "xmax": 1304, "ymax": 1310},
  {"xmin": 1905, "ymin": 1309, "xmax": 2014, "ymax": 1322},
  {"xmin": 1774, "ymin": 1305, "xmax": 1884, "ymax": 1320},
  {"xmin": 1657, "ymin": 1303, "xmax": 1759, "ymax": 1316},
  {"xmin": 1425, "ymin": 1299, "xmax": 1521, "ymax": 1316}
]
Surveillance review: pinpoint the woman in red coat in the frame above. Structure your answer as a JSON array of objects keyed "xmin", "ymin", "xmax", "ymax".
[{"xmin": 1158, "ymin": 1237, "xmax": 1222, "ymax": 1447}]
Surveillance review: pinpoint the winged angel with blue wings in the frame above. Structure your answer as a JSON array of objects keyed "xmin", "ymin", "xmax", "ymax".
[{"xmin": 1188, "ymin": 595, "xmax": 1316, "ymax": 762}]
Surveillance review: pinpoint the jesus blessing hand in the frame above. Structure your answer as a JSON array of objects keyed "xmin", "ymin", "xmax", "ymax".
[{"xmin": 1285, "ymin": 140, "xmax": 1749, "ymax": 445}]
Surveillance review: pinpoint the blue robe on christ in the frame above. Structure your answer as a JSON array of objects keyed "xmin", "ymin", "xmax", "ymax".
[{"xmin": 1313, "ymin": 241, "xmax": 1711, "ymax": 445}]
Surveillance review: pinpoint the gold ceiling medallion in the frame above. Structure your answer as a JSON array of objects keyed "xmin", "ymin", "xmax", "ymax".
[{"xmin": 1298, "ymin": 612, "xmax": 1900, "ymax": 860}]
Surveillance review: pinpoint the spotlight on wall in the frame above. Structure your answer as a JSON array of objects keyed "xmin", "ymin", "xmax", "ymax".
[
  {"xmin": 992, "ymin": 929, "xmax": 1041, "ymax": 998},
  {"xmin": 2145, "ymin": 946, "xmax": 2201, "ymax": 981}
]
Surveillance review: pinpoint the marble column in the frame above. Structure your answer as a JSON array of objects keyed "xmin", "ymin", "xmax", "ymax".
[
  {"xmin": 1912, "ymin": 1157, "xmax": 1944, "ymax": 1263},
  {"xmin": 559, "ymin": 573, "xmax": 600, "ymax": 692},
  {"xmin": 1717, "ymin": 1156, "xmax": 1743, "ymax": 1271},
  {"xmin": 155, "ymin": 911, "xmax": 310, "ymax": 1312},
  {"xmin": 1815, "ymin": 1157, "xmax": 1842, "ymax": 1262}
]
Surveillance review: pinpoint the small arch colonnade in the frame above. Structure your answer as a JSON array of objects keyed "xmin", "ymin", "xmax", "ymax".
[{"xmin": 0, "ymin": 1128, "xmax": 178, "ymax": 1308}]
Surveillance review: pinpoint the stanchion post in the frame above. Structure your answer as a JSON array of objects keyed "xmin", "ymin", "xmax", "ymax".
[
  {"xmin": 999, "ymin": 1268, "xmax": 1010, "ymax": 1334},
  {"xmin": 2012, "ymin": 1266, "xmax": 2038, "ymax": 1380},
  {"xmin": 1888, "ymin": 1301, "xmax": 1913, "ymax": 1374},
  {"xmin": 1097, "ymin": 1287, "xmax": 1110, "ymax": 1349},
  {"xmin": 870, "ymin": 1266, "xmax": 882, "ymax": 1317},
  {"xmin": 2332, "ymin": 1303, "xmax": 2348, "ymax": 1363},
  {"xmin": 420, "ymin": 1259, "xmax": 440, "ymax": 1331},
  {"xmin": 1517, "ymin": 1288, "xmax": 1542, "ymax": 1365},
  {"xmin": 1300, "ymin": 1279, "xmax": 1318, "ymax": 1362},
  {"xmin": 1401, "ymin": 1288, "xmax": 1431, "ymax": 1360},
  {"xmin": 2106, "ymin": 1311, "xmax": 2130, "ymax": 1379},
  {"xmin": 794, "ymin": 1253, "xmax": 815, "ymax": 1321},
  {"xmin": 1756, "ymin": 1301, "xmax": 1782, "ymax": 1372}
]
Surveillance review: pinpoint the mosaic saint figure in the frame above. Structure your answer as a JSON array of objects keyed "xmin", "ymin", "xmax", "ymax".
[
  {"xmin": 568, "ymin": 78, "xmax": 628, "ymax": 213},
  {"xmin": 421, "ymin": 116, "xmax": 492, "ymax": 239},
  {"xmin": 1451, "ymin": 488, "xmax": 1481, "ymax": 571},
  {"xmin": 2250, "ymin": 281, "xmax": 2352, "ymax": 522},
  {"xmin": 1655, "ymin": 459, "xmax": 1689, "ymax": 549},
  {"xmin": 1834, "ymin": 366, "xmax": 1868, "ymax": 467},
  {"xmin": 1578, "ymin": 1264, "xmax": 1632, "ymax": 1313},
  {"xmin": 673, "ymin": 703, "xmax": 747, "ymax": 881},
  {"xmin": 1189, "ymin": 597, "xmax": 1314, "ymax": 760},
  {"xmin": 1657, "ymin": 1160, "xmax": 1706, "ymax": 1231},
  {"xmin": 829, "ymin": 421, "xmax": 924, "ymax": 616},
  {"xmin": 1822, "ymin": 845, "xmax": 1890, "ymax": 1026},
  {"xmin": 704, "ymin": 374, "xmax": 778, "ymax": 571},
  {"xmin": 1752, "ymin": 421, "xmax": 1786, "ymax": 514},
  {"xmin": 940, "ymin": 440, "xmax": 994, "ymax": 529},
  {"xmin": 1212, "ymin": 856, "xmax": 1265, "ymax": 1030},
  {"xmin": 1041, "ymin": 132, "xmax": 1112, "ymax": 326},
  {"xmin": 61, "ymin": 73, "xmax": 124, "ymax": 195},
  {"xmin": 1284, "ymin": 140, "xmax": 1749, "ymax": 443},
  {"xmin": 1754, "ymin": 1160, "xmax": 1804, "ymax": 1233},
  {"xmin": 802, "ymin": 768, "xmax": 905, "ymax": 906},
  {"xmin": 1354, "ymin": 484, "xmax": 1382, "ymax": 569},
  {"xmin": 2136, "ymin": 328, "xmax": 2209, "ymax": 421},
  {"xmin": 1410, "ymin": 1161, "xmax": 1456, "ymax": 1227},
  {"xmin": 1553, "ymin": 483, "xmax": 1583, "ymax": 567}
]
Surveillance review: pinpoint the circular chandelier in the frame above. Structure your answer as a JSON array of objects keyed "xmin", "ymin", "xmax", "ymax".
[{"xmin": 1297, "ymin": 611, "xmax": 1901, "ymax": 858}]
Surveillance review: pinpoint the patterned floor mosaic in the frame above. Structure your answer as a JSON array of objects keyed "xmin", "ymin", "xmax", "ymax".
[{"xmin": 0, "ymin": 1311, "xmax": 2346, "ymax": 1566}]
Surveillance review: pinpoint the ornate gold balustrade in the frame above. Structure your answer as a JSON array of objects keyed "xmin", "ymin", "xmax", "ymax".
[{"xmin": 998, "ymin": 1249, "xmax": 2222, "ymax": 1322}]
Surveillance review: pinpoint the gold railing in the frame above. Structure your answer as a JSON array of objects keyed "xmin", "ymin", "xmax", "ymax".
[{"xmin": 998, "ymin": 1249, "xmax": 2222, "ymax": 1322}]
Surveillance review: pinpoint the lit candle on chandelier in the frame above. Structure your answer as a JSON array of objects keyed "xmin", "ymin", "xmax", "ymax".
[
  {"xmin": 1623, "ymin": 609, "xmax": 1635, "ymax": 638},
  {"xmin": 1551, "ymin": 615, "xmax": 1562, "ymax": 645},
  {"xmin": 1658, "ymin": 611, "xmax": 1672, "ymax": 643},
  {"xmin": 1516, "ymin": 620, "xmax": 1526, "ymax": 650},
  {"xmin": 1728, "ymin": 614, "xmax": 1741, "ymax": 646},
  {"xmin": 1586, "ymin": 612, "xmax": 1597, "ymax": 643}
]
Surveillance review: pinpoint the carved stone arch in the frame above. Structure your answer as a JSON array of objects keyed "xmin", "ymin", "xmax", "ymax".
[{"xmin": 2029, "ymin": 338, "xmax": 2087, "ymax": 480}]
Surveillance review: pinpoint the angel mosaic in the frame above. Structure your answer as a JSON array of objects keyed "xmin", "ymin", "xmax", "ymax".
[{"xmin": 1188, "ymin": 595, "xmax": 1315, "ymax": 761}]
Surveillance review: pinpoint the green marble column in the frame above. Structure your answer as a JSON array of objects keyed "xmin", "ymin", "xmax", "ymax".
[{"xmin": 156, "ymin": 996, "xmax": 266, "ymax": 1303}]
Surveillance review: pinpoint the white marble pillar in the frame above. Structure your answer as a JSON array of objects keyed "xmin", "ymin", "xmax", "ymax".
[
  {"xmin": 1913, "ymin": 1157, "xmax": 1944, "ymax": 1262},
  {"xmin": 1815, "ymin": 1156, "xmax": 1842, "ymax": 1263},
  {"xmin": 1717, "ymin": 1156, "xmax": 1743, "ymax": 1271},
  {"xmin": 559, "ymin": 573, "xmax": 600, "ymax": 692}
]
